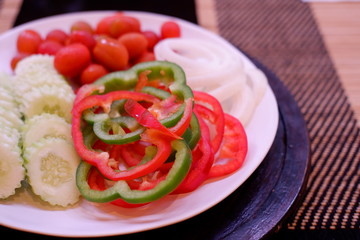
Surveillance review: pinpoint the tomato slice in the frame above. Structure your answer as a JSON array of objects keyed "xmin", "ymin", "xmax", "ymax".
[
  {"xmin": 194, "ymin": 91, "xmax": 225, "ymax": 153},
  {"xmin": 207, "ymin": 113, "xmax": 248, "ymax": 179}
]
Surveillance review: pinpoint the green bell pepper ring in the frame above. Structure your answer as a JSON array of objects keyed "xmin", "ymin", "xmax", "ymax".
[
  {"xmin": 92, "ymin": 116, "xmax": 145, "ymax": 145},
  {"xmin": 92, "ymin": 61, "xmax": 194, "ymax": 127},
  {"xmin": 94, "ymin": 61, "xmax": 193, "ymax": 100},
  {"xmin": 183, "ymin": 113, "xmax": 201, "ymax": 150},
  {"xmin": 72, "ymin": 91, "xmax": 171, "ymax": 180},
  {"xmin": 76, "ymin": 139, "xmax": 192, "ymax": 204}
]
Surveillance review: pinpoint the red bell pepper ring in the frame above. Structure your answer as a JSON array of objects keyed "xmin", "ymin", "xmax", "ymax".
[
  {"xmin": 148, "ymin": 95, "xmax": 182, "ymax": 123},
  {"xmin": 124, "ymin": 99, "xmax": 180, "ymax": 139},
  {"xmin": 134, "ymin": 69, "xmax": 151, "ymax": 92},
  {"xmin": 110, "ymin": 141, "xmax": 147, "ymax": 167},
  {"xmin": 172, "ymin": 111, "xmax": 214, "ymax": 194},
  {"xmin": 207, "ymin": 113, "xmax": 248, "ymax": 179},
  {"xmin": 74, "ymin": 84, "xmax": 105, "ymax": 106},
  {"xmin": 193, "ymin": 91, "xmax": 225, "ymax": 153},
  {"xmin": 126, "ymin": 167, "xmax": 168, "ymax": 191},
  {"xmin": 169, "ymin": 98, "xmax": 193, "ymax": 137},
  {"xmin": 72, "ymin": 90, "xmax": 159, "ymax": 162},
  {"xmin": 72, "ymin": 91, "xmax": 177, "ymax": 180}
]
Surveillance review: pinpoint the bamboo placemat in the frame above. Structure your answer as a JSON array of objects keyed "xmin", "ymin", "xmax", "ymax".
[{"xmin": 214, "ymin": 0, "xmax": 360, "ymax": 231}]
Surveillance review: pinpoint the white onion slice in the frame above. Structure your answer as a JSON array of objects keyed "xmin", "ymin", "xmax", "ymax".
[
  {"xmin": 246, "ymin": 68, "xmax": 268, "ymax": 106},
  {"xmin": 154, "ymin": 38, "xmax": 268, "ymax": 126},
  {"xmin": 154, "ymin": 38, "xmax": 243, "ymax": 90}
]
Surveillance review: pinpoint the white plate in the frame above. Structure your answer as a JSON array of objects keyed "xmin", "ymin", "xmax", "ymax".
[{"xmin": 0, "ymin": 11, "xmax": 279, "ymax": 237}]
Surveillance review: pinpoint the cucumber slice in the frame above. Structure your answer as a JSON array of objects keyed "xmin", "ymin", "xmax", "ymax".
[
  {"xmin": 0, "ymin": 99, "xmax": 20, "ymax": 112},
  {"xmin": 0, "ymin": 86, "xmax": 16, "ymax": 102},
  {"xmin": 15, "ymin": 76, "xmax": 73, "ymax": 97},
  {"xmin": 0, "ymin": 125, "xmax": 21, "ymax": 149},
  {"xmin": 23, "ymin": 137, "xmax": 81, "ymax": 207},
  {"xmin": 13, "ymin": 54, "xmax": 74, "ymax": 97},
  {"xmin": 0, "ymin": 72, "xmax": 15, "ymax": 91},
  {"xmin": 0, "ymin": 141, "xmax": 25, "ymax": 199},
  {"xmin": 22, "ymin": 113, "xmax": 72, "ymax": 148},
  {"xmin": 0, "ymin": 108, "xmax": 23, "ymax": 130},
  {"xmin": 20, "ymin": 85, "xmax": 75, "ymax": 122},
  {"xmin": 14, "ymin": 54, "xmax": 58, "ymax": 77}
]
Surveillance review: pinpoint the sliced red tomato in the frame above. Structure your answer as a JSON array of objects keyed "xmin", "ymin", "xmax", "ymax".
[
  {"xmin": 207, "ymin": 113, "xmax": 248, "ymax": 179},
  {"xmin": 194, "ymin": 91, "xmax": 225, "ymax": 153}
]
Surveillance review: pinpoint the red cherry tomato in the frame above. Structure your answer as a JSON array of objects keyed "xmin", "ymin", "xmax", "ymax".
[
  {"xmin": 93, "ymin": 37, "xmax": 129, "ymax": 71},
  {"xmin": 70, "ymin": 20, "xmax": 94, "ymax": 34},
  {"xmin": 10, "ymin": 52, "xmax": 30, "ymax": 71},
  {"xmin": 37, "ymin": 40, "xmax": 63, "ymax": 55},
  {"xmin": 109, "ymin": 15, "xmax": 141, "ymax": 38},
  {"xmin": 118, "ymin": 32, "xmax": 148, "ymax": 60},
  {"xmin": 54, "ymin": 43, "xmax": 91, "ymax": 78},
  {"xmin": 80, "ymin": 63, "xmax": 109, "ymax": 85},
  {"xmin": 67, "ymin": 30, "xmax": 96, "ymax": 50},
  {"xmin": 161, "ymin": 21, "xmax": 181, "ymax": 39},
  {"xmin": 96, "ymin": 15, "xmax": 121, "ymax": 36},
  {"xmin": 134, "ymin": 51, "xmax": 155, "ymax": 64},
  {"xmin": 45, "ymin": 29, "xmax": 68, "ymax": 44},
  {"xmin": 142, "ymin": 30, "xmax": 160, "ymax": 51},
  {"xmin": 96, "ymin": 14, "xmax": 141, "ymax": 38},
  {"xmin": 16, "ymin": 29, "xmax": 43, "ymax": 54}
]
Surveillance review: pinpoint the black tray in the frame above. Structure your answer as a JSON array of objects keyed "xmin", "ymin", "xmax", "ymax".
[{"xmin": 0, "ymin": 53, "xmax": 310, "ymax": 240}]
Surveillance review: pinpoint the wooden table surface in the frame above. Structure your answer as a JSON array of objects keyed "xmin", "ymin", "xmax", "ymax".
[{"xmin": 1, "ymin": 0, "xmax": 359, "ymax": 125}]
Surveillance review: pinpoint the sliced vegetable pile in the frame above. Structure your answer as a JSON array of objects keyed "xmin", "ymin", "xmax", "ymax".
[
  {"xmin": 72, "ymin": 61, "xmax": 247, "ymax": 207},
  {"xmin": 0, "ymin": 12, "xmax": 255, "ymax": 209}
]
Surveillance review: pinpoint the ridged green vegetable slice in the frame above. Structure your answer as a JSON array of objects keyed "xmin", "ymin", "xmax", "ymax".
[
  {"xmin": 21, "ymin": 113, "xmax": 72, "ymax": 148},
  {"xmin": 20, "ymin": 85, "xmax": 74, "ymax": 122},
  {"xmin": 0, "ymin": 137, "xmax": 25, "ymax": 199},
  {"xmin": 24, "ymin": 138, "xmax": 81, "ymax": 207}
]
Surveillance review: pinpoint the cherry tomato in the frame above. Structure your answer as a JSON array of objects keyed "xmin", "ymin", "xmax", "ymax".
[
  {"xmin": 45, "ymin": 29, "xmax": 68, "ymax": 44},
  {"xmin": 118, "ymin": 32, "xmax": 148, "ymax": 60},
  {"xmin": 121, "ymin": 15, "xmax": 141, "ymax": 33},
  {"xmin": 37, "ymin": 40, "xmax": 63, "ymax": 55},
  {"xmin": 109, "ymin": 15, "xmax": 141, "ymax": 38},
  {"xmin": 10, "ymin": 52, "xmax": 30, "ymax": 71},
  {"xmin": 96, "ymin": 14, "xmax": 141, "ymax": 37},
  {"xmin": 96, "ymin": 15, "xmax": 121, "ymax": 36},
  {"xmin": 80, "ymin": 63, "xmax": 109, "ymax": 85},
  {"xmin": 93, "ymin": 37, "xmax": 129, "ymax": 71},
  {"xmin": 16, "ymin": 29, "xmax": 43, "ymax": 54},
  {"xmin": 67, "ymin": 30, "xmax": 96, "ymax": 50},
  {"xmin": 134, "ymin": 51, "xmax": 155, "ymax": 64},
  {"xmin": 142, "ymin": 30, "xmax": 160, "ymax": 51},
  {"xmin": 70, "ymin": 20, "xmax": 94, "ymax": 34},
  {"xmin": 54, "ymin": 43, "xmax": 91, "ymax": 78},
  {"xmin": 161, "ymin": 21, "xmax": 181, "ymax": 39}
]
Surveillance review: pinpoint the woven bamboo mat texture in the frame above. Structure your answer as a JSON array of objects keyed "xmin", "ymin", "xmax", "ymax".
[{"xmin": 214, "ymin": 0, "xmax": 360, "ymax": 230}]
